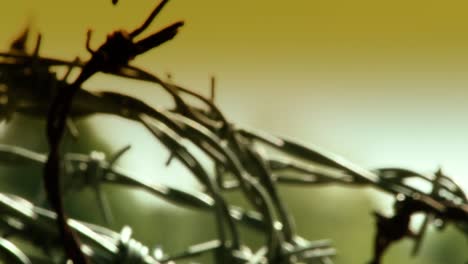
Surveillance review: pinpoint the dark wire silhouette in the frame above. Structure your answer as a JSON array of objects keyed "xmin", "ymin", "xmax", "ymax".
[{"xmin": 0, "ymin": 1, "xmax": 466, "ymax": 264}]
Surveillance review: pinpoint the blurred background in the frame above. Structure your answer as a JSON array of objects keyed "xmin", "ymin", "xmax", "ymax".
[{"xmin": 0, "ymin": 0, "xmax": 467, "ymax": 263}]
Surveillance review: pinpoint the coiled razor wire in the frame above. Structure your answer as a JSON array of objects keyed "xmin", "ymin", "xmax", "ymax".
[{"xmin": 0, "ymin": 1, "xmax": 466, "ymax": 263}]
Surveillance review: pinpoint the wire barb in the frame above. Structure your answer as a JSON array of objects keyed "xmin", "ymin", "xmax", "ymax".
[
  {"xmin": 130, "ymin": 0, "xmax": 170, "ymax": 38},
  {"xmin": 0, "ymin": 3, "xmax": 466, "ymax": 264}
]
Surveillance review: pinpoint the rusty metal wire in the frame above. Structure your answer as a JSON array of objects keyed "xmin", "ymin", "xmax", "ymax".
[{"xmin": 0, "ymin": 1, "xmax": 466, "ymax": 263}]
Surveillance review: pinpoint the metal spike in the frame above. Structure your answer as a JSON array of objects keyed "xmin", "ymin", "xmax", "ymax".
[{"xmin": 10, "ymin": 27, "xmax": 29, "ymax": 52}]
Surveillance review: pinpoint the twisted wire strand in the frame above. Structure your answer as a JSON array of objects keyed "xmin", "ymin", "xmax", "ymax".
[{"xmin": 0, "ymin": 6, "xmax": 466, "ymax": 264}]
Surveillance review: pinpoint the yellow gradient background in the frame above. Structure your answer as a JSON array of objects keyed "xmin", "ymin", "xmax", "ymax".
[{"xmin": 0, "ymin": 1, "xmax": 467, "ymax": 263}]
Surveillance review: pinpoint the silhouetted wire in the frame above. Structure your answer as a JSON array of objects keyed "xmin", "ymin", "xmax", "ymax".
[{"xmin": 0, "ymin": 2, "xmax": 466, "ymax": 264}]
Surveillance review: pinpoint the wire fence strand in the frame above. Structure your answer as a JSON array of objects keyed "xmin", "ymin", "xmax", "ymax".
[{"xmin": 0, "ymin": 2, "xmax": 466, "ymax": 263}]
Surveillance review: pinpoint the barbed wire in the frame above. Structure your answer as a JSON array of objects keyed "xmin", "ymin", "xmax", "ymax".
[{"xmin": 0, "ymin": 1, "xmax": 466, "ymax": 263}]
